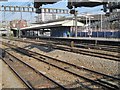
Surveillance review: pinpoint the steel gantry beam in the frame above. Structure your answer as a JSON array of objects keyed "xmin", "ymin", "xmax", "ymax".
[
  {"xmin": 0, "ymin": 5, "xmax": 69, "ymax": 14},
  {"xmin": 0, "ymin": 5, "xmax": 35, "ymax": 12}
]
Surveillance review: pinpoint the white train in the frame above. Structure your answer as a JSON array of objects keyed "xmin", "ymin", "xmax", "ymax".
[{"xmin": 0, "ymin": 28, "xmax": 8, "ymax": 36}]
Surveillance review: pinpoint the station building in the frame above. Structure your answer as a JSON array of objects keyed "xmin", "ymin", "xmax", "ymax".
[
  {"xmin": 11, "ymin": 10, "xmax": 120, "ymax": 38},
  {"xmin": 20, "ymin": 20, "xmax": 84, "ymax": 37}
]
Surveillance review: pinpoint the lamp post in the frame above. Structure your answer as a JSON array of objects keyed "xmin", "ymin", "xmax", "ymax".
[
  {"xmin": 85, "ymin": 16, "xmax": 88, "ymax": 37},
  {"xmin": 17, "ymin": 21, "xmax": 20, "ymax": 38},
  {"xmin": 88, "ymin": 15, "xmax": 94, "ymax": 38},
  {"xmin": 88, "ymin": 16, "xmax": 91, "ymax": 37},
  {"xmin": 101, "ymin": 13, "xmax": 102, "ymax": 32},
  {"xmin": 74, "ymin": 10, "xmax": 77, "ymax": 37},
  {"xmin": 100, "ymin": 9, "xmax": 105, "ymax": 38},
  {"xmin": 69, "ymin": 6, "xmax": 78, "ymax": 37},
  {"xmin": 20, "ymin": 7, "xmax": 22, "ymax": 21},
  {"xmin": 18, "ymin": 7, "xmax": 23, "ymax": 38},
  {"xmin": 100, "ymin": 13, "xmax": 104, "ymax": 38}
]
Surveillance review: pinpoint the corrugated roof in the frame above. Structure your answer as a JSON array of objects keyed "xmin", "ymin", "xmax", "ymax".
[{"xmin": 21, "ymin": 20, "xmax": 84, "ymax": 30}]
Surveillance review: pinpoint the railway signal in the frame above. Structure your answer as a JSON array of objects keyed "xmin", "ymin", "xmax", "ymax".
[
  {"xmin": 102, "ymin": 2, "xmax": 120, "ymax": 13},
  {"xmin": 70, "ymin": 9, "xmax": 75, "ymax": 14},
  {"xmin": 67, "ymin": 2, "xmax": 73, "ymax": 9}
]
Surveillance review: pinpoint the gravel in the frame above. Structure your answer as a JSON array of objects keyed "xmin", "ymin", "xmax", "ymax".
[
  {"xmin": 47, "ymin": 50, "xmax": 119, "ymax": 76},
  {"xmin": 2, "ymin": 60, "xmax": 26, "ymax": 88},
  {"xmin": 2, "ymin": 39, "xmax": 120, "ymax": 82},
  {"xmin": 8, "ymin": 50, "xmax": 82, "ymax": 88},
  {"xmin": 3, "ymin": 39, "xmax": 120, "ymax": 76}
]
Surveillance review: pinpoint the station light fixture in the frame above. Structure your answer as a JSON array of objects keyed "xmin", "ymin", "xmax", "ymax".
[
  {"xmin": 105, "ymin": 12, "xmax": 110, "ymax": 17},
  {"xmin": 36, "ymin": 8, "xmax": 41, "ymax": 13},
  {"xmin": 70, "ymin": 9, "xmax": 75, "ymax": 14},
  {"xmin": 103, "ymin": 4, "xmax": 107, "ymax": 12}
]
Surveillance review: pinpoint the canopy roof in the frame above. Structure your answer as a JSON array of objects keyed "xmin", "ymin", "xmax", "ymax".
[{"xmin": 21, "ymin": 20, "xmax": 84, "ymax": 30}]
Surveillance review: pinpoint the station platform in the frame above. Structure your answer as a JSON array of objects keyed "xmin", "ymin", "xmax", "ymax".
[
  {"xmin": 55, "ymin": 37, "xmax": 120, "ymax": 42},
  {"xmin": 46, "ymin": 37, "xmax": 120, "ymax": 46},
  {"xmin": 24, "ymin": 36, "xmax": 120, "ymax": 46}
]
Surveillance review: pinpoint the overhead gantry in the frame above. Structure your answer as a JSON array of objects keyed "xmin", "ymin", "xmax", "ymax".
[{"xmin": 34, "ymin": 0, "xmax": 120, "ymax": 14}]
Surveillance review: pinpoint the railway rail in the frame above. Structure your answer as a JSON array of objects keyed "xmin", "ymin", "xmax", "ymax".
[
  {"xmin": 3, "ymin": 37, "xmax": 119, "ymax": 53},
  {"xmin": 1, "ymin": 47, "xmax": 93, "ymax": 90},
  {"xmin": 0, "ymin": 49, "xmax": 67, "ymax": 90},
  {"xmin": 2, "ymin": 38, "xmax": 119, "ymax": 62},
  {"xmin": 23, "ymin": 37, "xmax": 120, "ymax": 53},
  {"xmin": 75, "ymin": 43, "xmax": 119, "ymax": 53},
  {"xmin": 1, "ymin": 41, "xmax": 120, "ymax": 90},
  {"xmin": 32, "ymin": 38, "xmax": 119, "ymax": 52}
]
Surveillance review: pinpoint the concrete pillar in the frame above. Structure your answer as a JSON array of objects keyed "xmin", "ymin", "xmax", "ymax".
[
  {"xmin": 28, "ymin": 30, "xmax": 30, "ymax": 36},
  {"xmin": 25, "ymin": 30, "xmax": 27, "ymax": 36},
  {"xmin": 39, "ymin": 30, "xmax": 40, "ymax": 36},
  {"xmin": 42, "ymin": 29, "xmax": 44, "ymax": 36},
  {"xmin": 32, "ymin": 30, "xmax": 33, "ymax": 36},
  {"xmin": 37, "ymin": 30, "xmax": 38, "ymax": 36}
]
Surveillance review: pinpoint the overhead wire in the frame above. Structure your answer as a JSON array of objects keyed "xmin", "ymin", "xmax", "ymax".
[
  {"xmin": 2, "ymin": 1, "xmax": 103, "ymax": 24},
  {"xmin": 2, "ymin": 1, "xmax": 33, "ymax": 21}
]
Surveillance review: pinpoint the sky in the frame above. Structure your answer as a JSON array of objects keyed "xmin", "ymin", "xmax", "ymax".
[
  {"xmin": 0, "ymin": 0, "xmax": 103, "ymax": 23},
  {"xmin": 0, "ymin": 0, "xmax": 103, "ymax": 12}
]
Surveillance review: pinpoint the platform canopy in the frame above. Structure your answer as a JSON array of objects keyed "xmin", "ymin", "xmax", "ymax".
[
  {"xmin": 21, "ymin": 20, "xmax": 84, "ymax": 30},
  {"xmin": 0, "ymin": 28, "xmax": 6, "ymax": 31},
  {"xmin": 10, "ymin": 28, "xmax": 18, "ymax": 31}
]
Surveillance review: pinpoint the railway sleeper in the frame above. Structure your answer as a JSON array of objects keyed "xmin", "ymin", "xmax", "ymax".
[
  {"xmin": 2, "ymin": 42, "xmax": 119, "ymax": 90},
  {"xmin": 4, "ymin": 51, "xmax": 67, "ymax": 90},
  {"xmin": 97, "ymin": 79, "xmax": 119, "ymax": 89}
]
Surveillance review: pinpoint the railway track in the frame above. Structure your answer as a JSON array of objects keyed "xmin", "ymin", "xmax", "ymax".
[
  {"xmin": 75, "ymin": 43, "xmax": 119, "ymax": 53},
  {"xmin": 0, "ymin": 49, "xmax": 68, "ymax": 90},
  {"xmin": 4, "ymin": 37, "xmax": 119, "ymax": 53},
  {"xmin": 1, "ymin": 47, "xmax": 93, "ymax": 90},
  {"xmin": 3, "ymin": 38, "xmax": 119, "ymax": 62},
  {"xmin": 1, "ymin": 41, "xmax": 120, "ymax": 90},
  {"xmin": 22, "ymin": 38, "xmax": 120, "ymax": 53}
]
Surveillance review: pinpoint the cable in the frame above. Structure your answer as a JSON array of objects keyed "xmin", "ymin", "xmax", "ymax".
[{"xmin": 2, "ymin": 1, "xmax": 33, "ymax": 21}]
